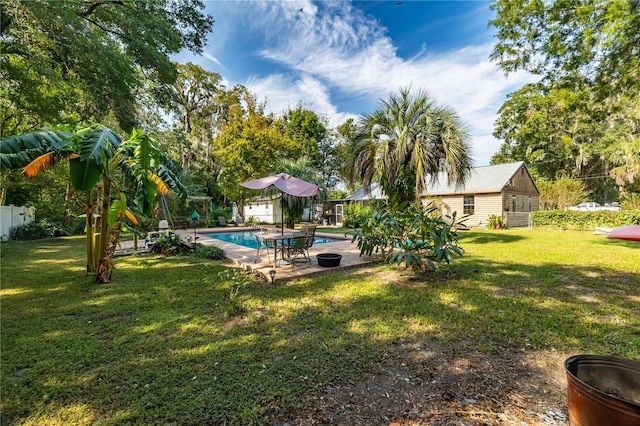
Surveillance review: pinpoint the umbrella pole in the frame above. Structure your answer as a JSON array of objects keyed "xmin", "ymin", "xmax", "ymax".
[{"xmin": 281, "ymin": 193, "xmax": 284, "ymax": 234}]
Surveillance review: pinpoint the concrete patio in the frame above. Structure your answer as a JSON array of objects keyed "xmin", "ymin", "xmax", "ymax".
[{"xmin": 176, "ymin": 227, "xmax": 380, "ymax": 283}]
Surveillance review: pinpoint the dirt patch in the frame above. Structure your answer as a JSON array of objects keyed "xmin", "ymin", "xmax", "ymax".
[{"xmin": 266, "ymin": 343, "xmax": 570, "ymax": 425}]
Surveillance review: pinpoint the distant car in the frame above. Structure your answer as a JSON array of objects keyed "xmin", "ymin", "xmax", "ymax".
[{"xmin": 569, "ymin": 202, "xmax": 620, "ymax": 212}]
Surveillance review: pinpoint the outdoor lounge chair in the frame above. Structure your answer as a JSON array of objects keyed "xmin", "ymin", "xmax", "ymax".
[
  {"xmin": 235, "ymin": 216, "xmax": 246, "ymax": 226},
  {"xmin": 218, "ymin": 216, "xmax": 237, "ymax": 227}
]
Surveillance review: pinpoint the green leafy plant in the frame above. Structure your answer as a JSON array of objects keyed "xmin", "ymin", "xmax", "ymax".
[
  {"xmin": 195, "ymin": 244, "xmax": 226, "ymax": 260},
  {"xmin": 531, "ymin": 209, "xmax": 640, "ymax": 230},
  {"xmin": 351, "ymin": 202, "xmax": 467, "ymax": 271},
  {"xmin": 1, "ymin": 126, "xmax": 185, "ymax": 282},
  {"xmin": 487, "ymin": 214, "xmax": 506, "ymax": 230},
  {"xmin": 8, "ymin": 220, "xmax": 71, "ymax": 240},
  {"xmin": 216, "ymin": 270, "xmax": 250, "ymax": 317},
  {"xmin": 150, "ymin": 233, "xmax": 192, "ymax": 256},
  {"xmin": 343, "ymin": 201, "xmax": 380, "ymax": 228}
]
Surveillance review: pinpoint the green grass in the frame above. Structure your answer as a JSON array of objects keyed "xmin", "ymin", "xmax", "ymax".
[{"xmin": 1, "ymin": 230, "xmax": 639, "ymax": 425}]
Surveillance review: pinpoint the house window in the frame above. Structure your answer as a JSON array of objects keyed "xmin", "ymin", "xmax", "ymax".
[
  {"xmin": 511, "ymin": 195, "xmax": 517, "ymax": 212},
  {"xmin": 528, "ymin": 196, "xmax": 532, "ymax": 212},
  {"xmin": 463, "ymin": 195, "xmax": 475, "ymax": 215}
]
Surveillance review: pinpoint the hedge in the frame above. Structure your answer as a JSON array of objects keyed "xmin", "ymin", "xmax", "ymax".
[{"xmin": 531, "ymin": 210, "xmax": 640, "ymax": 230}]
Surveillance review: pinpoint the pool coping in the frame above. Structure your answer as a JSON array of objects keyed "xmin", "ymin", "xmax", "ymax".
[{"xmin": 175, "ymin": 227, "xmax": 380, "ymax": 283}]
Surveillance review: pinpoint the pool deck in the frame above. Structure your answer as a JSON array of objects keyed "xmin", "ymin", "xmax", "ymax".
[{"xmin": 141, "ymin": 227, "xmax": 381, "ymax": 283}]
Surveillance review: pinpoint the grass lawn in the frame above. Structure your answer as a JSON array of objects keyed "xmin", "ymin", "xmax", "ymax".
[{"xmin": 1, "ymin": 229, "xmax": 638, "ymax": 425}]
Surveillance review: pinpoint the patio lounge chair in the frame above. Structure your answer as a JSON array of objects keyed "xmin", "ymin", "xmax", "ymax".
[{"xmin": 218, "ymin": 216, "xmax": 237, "ymax": 227}]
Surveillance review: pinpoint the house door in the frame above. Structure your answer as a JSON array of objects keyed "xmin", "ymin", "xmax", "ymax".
[{"xmin": 335, "ymin": 204, "xmax": 343, "ymax": 226}]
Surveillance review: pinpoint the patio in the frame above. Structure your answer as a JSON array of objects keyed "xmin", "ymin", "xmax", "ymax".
[{"xmin": 176, "ymin": 227, "xmax": 380, "ymax": 282}]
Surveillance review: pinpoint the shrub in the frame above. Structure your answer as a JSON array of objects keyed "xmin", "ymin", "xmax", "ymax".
[
  {"xmin": 531, "ymin": 209, "xmax": 640, "ymax": 230},
  {"xmin": 343, "ymin": 201, "xmax": 382, "ymax": 228},
  {"xmin": 351, "ymin": 201, "xmax": 466, "ymax": 271},
  {"xmin": 195, "ymin": 244, "xmax": 226, "ymax": 260},
  {"xmin": 621, "ymin": 193, "xmax": 640, "ymax": 210},
  {"xmin": 487, "ymin": 214, "xmax": 506, "ymax": 230},
  {"xmin": 9, "ymin": 220, "xmax": 72, "ymax": 240},
  {"xmin": 149, "ymin": 233, "xmax": 192, "ymax": 255}
]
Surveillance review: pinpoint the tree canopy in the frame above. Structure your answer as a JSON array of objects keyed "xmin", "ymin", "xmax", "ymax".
[
  {"xmin": 490, "ymin": 0, "xmax": 640, "ymax": 202},
  {"xmin": 0, "ymin": 0, "xmax": 213, "ymax": 136},
  {"xmin": 490, "ymin": 0, "xmax": 639, "ymax": 96},
  {"xmin": 351, "ymin": 88, "xmax": 472, "ymax": 206}
]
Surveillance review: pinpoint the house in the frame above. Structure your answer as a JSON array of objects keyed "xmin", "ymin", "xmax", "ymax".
[
  {"xmin": 337, "ymin": 162, "xmax": 540, "ymax": 228},
  {"xmin": 423, "ymin": 162, "xmax": 540, "ymax": 228}
]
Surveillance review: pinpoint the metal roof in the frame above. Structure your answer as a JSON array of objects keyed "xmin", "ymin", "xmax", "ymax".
[
  {"xmin": 424, "ymin": 161, "xmax": 527, "ymax": 196},
  {"xmin": 342, "ymin": 162, "xmax": 529, "ymax": 200},
  {"xmin": 343, "ymin": 184, "xmax": 387, "ymax": 201}
]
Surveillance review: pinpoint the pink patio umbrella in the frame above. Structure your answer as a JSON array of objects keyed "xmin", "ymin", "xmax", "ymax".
[
  {"xmin": 606, "ymin": 225, "xmax": 640, "ymax": 242},
  {"xmin": 240, "ymin": 173, "xmax": 321, "ymax": 234}
]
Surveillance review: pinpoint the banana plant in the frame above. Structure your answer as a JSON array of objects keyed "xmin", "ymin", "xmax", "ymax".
[{"xmin": 1, "ymin": 125, "xmax": 185, "ymax": 283}]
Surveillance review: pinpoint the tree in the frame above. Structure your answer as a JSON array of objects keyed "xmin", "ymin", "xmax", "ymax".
[
  {"xmin": 489, "ymin": 0, "xmax": 640, "ymax": 201},
  {"xmin": 0, "ymin": 0, "xmax": 213, "ymax": 136},
  {"xmin": 335, "ymin": 118, "xmax": 359, "ymax": 192},
  {"xmin": 214, "ymin": 94, "xmax": 298, "ymax": 217},
  {"xmin": 537, "ymin": 176, "xmax": 588, "ymax": 210},
  {"xmin": 351, "ymin": 88, "xmax": 472, "ymax": 206},
  {"xmin": 278, "ymin": 107, "xmax": 326, "ymax": 168},
  {"xmin": 0, "ymin": 125, "xmax": 185, "ymax": 282},
  {"xmin": 269, "ymin": 157, "xmax": 328, "ymax": 228},
  {"xmin": 489, "ymin": 0, "xmax": 640, "ymax": 97},
  {"xmin": 155, "ymin": 63, "xmax": 226, "ymax": 174}
]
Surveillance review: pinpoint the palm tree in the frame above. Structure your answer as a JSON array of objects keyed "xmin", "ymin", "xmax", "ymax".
[
  {"xmin": 1, "ymin": 125, "xmax": 185, "ymax": 282},
  {"xmin": 352, "ymin": 88, "xmax": 473, "ymax": 206},
  {"xmin": 270, "ymin": 157, "xmax": 328, "ymax": 228}
]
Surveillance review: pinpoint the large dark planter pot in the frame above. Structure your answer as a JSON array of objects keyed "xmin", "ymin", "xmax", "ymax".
[
  {"xmin": 316, "ymin": 253, "xmax": 342, "ymax": 267},
  {"xmin": 565, "ymin": 354, "xmax": 640, "ymax": 426}
]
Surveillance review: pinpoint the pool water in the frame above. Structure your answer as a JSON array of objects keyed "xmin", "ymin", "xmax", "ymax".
[{"xmin": 205, "ymin": 231, "xmax": 343, "ymax": 249}]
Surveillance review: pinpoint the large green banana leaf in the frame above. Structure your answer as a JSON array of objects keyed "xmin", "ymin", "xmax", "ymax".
[{"xmin": 69, "ymin": 157, "xmax": 103, "ymax": 192}]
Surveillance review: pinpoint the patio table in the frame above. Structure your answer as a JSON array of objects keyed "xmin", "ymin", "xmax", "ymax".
[{"xmin": 259, "ymin": 232, "xmax": 296, "ymax": 268}]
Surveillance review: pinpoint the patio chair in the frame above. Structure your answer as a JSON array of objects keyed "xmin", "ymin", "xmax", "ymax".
[
  {"xmin": 218, "ymin": 216, "xmax": 237, "ymax": 227},
  {"xmin": 286, "ymin": 234, "xmax": 311, "ymax": 268},
  {"xmin": 235, "ymin": 216, "xmax": 246, "ymax": 226},
  {"xmin": 300, "ymin": 224, "xmax": 316, "ymax": 249},
  {"xmin": 254, "ymin": 233, "xmax": 272, "ymax": 263}
]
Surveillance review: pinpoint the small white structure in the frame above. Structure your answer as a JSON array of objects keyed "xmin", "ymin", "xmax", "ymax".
[
  {"xmin": 1, "ymin": 205, "xmax": 35, "ymax": 240},
  {"xmin": 243, "ymin": 198, "xmax": 283, "ymax": 224}
]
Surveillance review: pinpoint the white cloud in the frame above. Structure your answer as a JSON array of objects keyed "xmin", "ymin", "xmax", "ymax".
[
  {"xmin": 245, "ymin": 73, "xmax": 357, "ymax": 127},
  {"xmin": 208, "ymin": 1, "xmax": 535, "ymax": 165}
]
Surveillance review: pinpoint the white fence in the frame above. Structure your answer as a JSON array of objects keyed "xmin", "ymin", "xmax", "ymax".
[{"xmin": 0, "ymin": 205, "xmax": 35, "ymax": 240}]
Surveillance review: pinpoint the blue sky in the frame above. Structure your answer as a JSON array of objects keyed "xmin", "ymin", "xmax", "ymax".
[{"xmin": 174, "ymin": 0, "xmax": 533, "ymax": 166}]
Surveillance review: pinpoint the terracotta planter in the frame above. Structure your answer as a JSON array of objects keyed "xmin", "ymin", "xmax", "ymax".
[{"xmin": 565, "ymin": 354, "xmax": 640, "ymax": 426}]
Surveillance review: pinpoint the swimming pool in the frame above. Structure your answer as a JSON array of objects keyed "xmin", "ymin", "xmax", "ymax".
[{"xmin": 205, "ymin": 231, "xmax": 344, "ymax": 249}]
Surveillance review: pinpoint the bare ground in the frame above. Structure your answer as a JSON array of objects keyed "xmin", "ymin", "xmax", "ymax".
[{"xmin": 267, "ymin": 343, "xmax": 570, "ymax": 425}]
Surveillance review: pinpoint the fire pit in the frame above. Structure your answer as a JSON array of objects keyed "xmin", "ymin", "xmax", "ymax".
[
  {"xmin": 316, "ymin": 253, "xmax": 342, "ymax": 267},
  {"xmin": 565, "ymin": 354, "xmax": 640, "ymax": 425}
]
